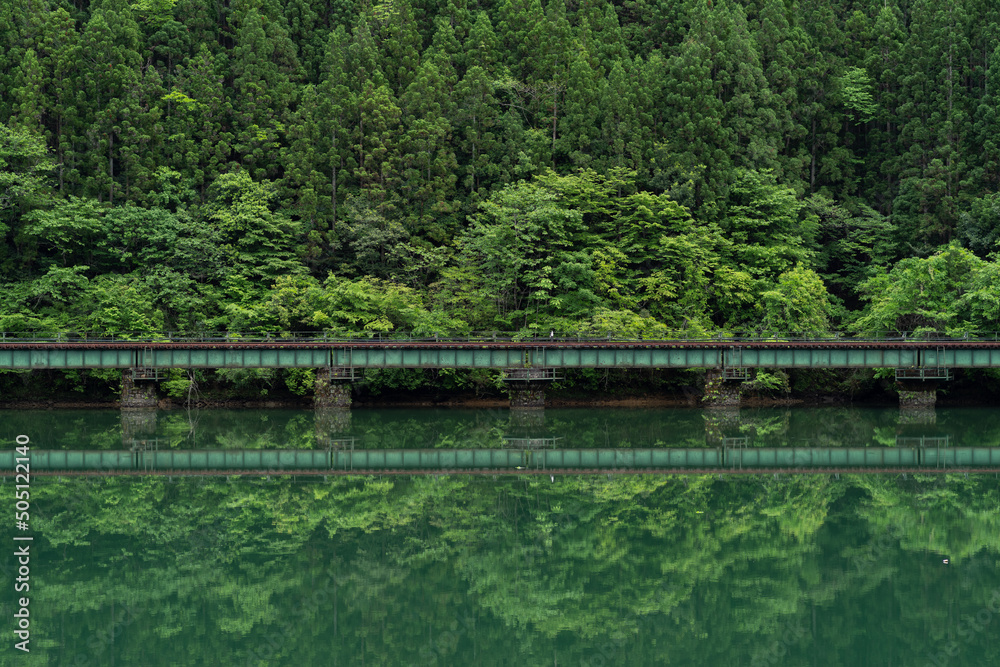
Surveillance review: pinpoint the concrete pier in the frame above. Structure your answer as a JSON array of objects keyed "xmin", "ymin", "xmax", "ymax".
[
  {"xmin": 315, "ymin": 368, "xmax": 353, "ymax": 408},
  {"xmin": 702, "ymin": 369, "xmax": 742, "ymax": 408},
  {"xmin": 508, "ymin": 386, "xmax": 546, "ymax": 408},
  {"xmin": 502, "ymin": 368, "xmax": 557, "ymax": 409},
  {"xmin": 121, "ymin": 371, "xmax": 158, "ymax": 408},
  {"xmin": 897, "ymin": 381, "xmax": 937, "ymax": 410}
]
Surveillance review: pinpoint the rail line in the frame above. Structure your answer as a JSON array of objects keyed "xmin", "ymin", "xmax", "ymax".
[
  {"xmin": 6, "ymin": 446, "xmax": 998, "ymax": 474},
  {"xmin": 0, "ymin": 336, "xmax": 994, "ymax": 370}
]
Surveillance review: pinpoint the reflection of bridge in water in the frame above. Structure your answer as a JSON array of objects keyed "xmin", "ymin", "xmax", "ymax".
[
  {"xmin": 12, "ymin": 405, "xmax": 987, "ymax": 476},
  {"xmin": 6, "ymin": 441, "xmax": 1000, "ymax": 476}
]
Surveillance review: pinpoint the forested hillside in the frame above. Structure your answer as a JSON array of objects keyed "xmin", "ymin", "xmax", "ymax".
[{"xmin": 2, "ymin": 0, "xmax": 1000, "ymax": 339}]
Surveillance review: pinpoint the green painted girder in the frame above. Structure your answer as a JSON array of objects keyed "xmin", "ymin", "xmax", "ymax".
[
  {"xmin": 331, "ymin": 347, "xmax": 923, "ymax": 369},
  {"xmin": 332, "ymin": 348, "xmax": 533, "ymax": 368},
  {"xmin": 921, "ymin": 447, "xmax": 1000, "ymax": 466},
  {"xmin": 0, "ymin": 348, "xmax": 333, "ymax": 369},
  {"xmin": 920, "ymin": 348, "xmax": 1000, "ymax": 367},
  {"xmin": 8, "ymin": 446, "xmax": 1000, "ymax": 471},
  {"xmin": 24, "ymin": 450, "xmax": 134, "ymax": 470},
  {"xmin": 728, "ymin": 447, "xmax": 919, "ymax": 467},
  {"xmin": 0, "ymin": 349, "xmax": 136, "ymax": 369},
  {"xmin": 6, "ymin": 342, "xmax": 1000, "ymax": 369},
  {"xmin": 138, "ymin": 450, "xmax": 331, "ymax": 469},
  {"xmin": 147, "ymin": 348, "xmax": 332, "ymax": 368},
  {"xmin": 721, "ymin": 348, "xmax": 918, "ymax": 368}
]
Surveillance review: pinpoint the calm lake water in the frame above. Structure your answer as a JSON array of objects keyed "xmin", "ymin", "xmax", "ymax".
[{"xmin": 1, "ymin": 407, "xmax": 998, "ymax": 666}]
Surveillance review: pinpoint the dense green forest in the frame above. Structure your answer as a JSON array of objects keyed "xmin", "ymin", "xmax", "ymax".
[{"xmin": 3, "ymin": 0, "xmax": 1000, "ymax": 341}]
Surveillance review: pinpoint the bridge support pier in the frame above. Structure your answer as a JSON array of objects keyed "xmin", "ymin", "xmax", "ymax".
[
  {"xmin": 121, "ymin": 371, "xmax": 158, "ymax": 408},
  {"xmin": 896, "ymin": 381, "xmax": 937, "ymax": 409},
  {"xmin": 702, "ymin": 369, "xmax": 742, "ymax": 408},
  {"xmin": 508, "ymin": 386, "xmax": 546, "ymax": 408},
  {"xmin": 315, "ymin": 367, "xmax": 353, "ymax": 408},
  {"xmin": 503, "ymin": 368, "xmax": 557, "ymax": 409}
]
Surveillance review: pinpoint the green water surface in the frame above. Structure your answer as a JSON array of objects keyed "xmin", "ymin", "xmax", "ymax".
[{"xmin": 0, "ymin": 407, "xmax": 997, "ymax": 666}]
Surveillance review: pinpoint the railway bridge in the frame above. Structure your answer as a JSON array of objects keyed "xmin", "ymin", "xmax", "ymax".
[
  {"xmin": 0, "ymin": 334, "xmax": 995, "ymax": 408},
  {"xmin": 6, "ymin": 442, "xmax": 999, "ymax": 476}
]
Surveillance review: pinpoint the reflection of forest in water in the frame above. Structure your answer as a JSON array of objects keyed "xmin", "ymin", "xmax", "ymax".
[
  {"xmin": 7, "ymin": 406, "xmax": 1000, "ymax": 450},
  {"xmin": 9, "ymin": 472, "xmax": 1000, "ymax": 666},
  {"xmin": 3, "ymin": 409, "xmax": 999, "ymax": 664}
]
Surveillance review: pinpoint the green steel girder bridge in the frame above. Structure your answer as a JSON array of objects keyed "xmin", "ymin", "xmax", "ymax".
[
  {"xmin": 5, "ymin": 445, "xmax": 1000, "ymax": 476},
  {"xmin": 0, "ymin": 334, "xmax": 998, "ymax": 371}
]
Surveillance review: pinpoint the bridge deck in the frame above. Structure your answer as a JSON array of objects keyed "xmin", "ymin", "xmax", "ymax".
[
  {"xmin": 0, "ymin": 338, "xmax": 996, "ymax": 369},
  {"xmin": 5, "ymin": 446, "xmax": 998, "ymax": 474}
]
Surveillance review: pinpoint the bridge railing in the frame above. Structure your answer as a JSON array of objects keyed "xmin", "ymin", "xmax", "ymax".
[{"xmin": 0, "ymin": 331, "xmax": 996, "ymax": 343}]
